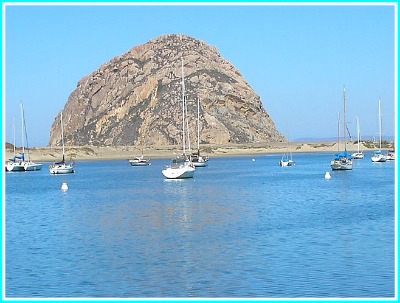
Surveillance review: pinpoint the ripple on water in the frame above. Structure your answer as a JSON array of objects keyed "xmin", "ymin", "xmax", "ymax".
[{"xmin": 5, "ymin": 156, "xmax": 395, "ymax": 298}]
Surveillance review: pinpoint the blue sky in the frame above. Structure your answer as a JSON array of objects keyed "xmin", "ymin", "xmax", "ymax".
[{"xmin": 3, "ymin": 3, "xmax": 396, "ymax": 147}]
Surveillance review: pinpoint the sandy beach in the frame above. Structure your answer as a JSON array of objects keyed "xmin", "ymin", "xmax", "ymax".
[{"xmin": 4, "ymin": 141, "xmax": 381, "ymax": 162}]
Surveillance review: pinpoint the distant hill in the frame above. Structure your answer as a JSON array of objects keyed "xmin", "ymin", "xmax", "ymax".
[
  {"xmin": 49, "ymin": 34, "xmax": 285, "ymax": 147},
  {"xmin": 294, "ymin": 135, "xmax": 395, "ymax": 143}
]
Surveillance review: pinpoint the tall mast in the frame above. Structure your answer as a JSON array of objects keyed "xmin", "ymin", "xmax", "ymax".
[
  {"xmin": 141, "ymin": 135, "xmax": 144, "ymax": 158},
  {"xmin": 185, "ymin": 95, "xmax": 191, "ymax": 153},
  {"xmin": 12, "ymin": 117, "xmax": 16, "ymax": 158},
  {"xmin": 20, "ymin": 102, "xmax": 25, "ymax": 159},
  {"xmin": 197, "ymin": 97, "xmax": 200, "ymax": 153},
  {"xmin": 337, "ymin": 112, "xmax": 340, "ymax": 152},
  {"xmin": 181, "ymin": 57, "xmax": 186, "ymax": 156},
  {"xmin": 343, "ymin": 86, "xmax": 347, "ymax": 151},
  {"xmin": 378, "ymin": 99, "xmax": 382, "ymax": 150},
  {"xmin": 20, "ymin": 102, "xmax": 30, "ymax": 161},
  {"xmin": 61, "ymin": 112, "xmax": 65, "ymax": 162},
  {"xmin": 356, "ymin": 116, "xmax": 360, "ymax": 153}
]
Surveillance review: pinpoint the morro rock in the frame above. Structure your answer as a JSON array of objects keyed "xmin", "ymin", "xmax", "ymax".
[{"xmin": 48, "ymin": 34, "xmax": 285, "ymax": 147}]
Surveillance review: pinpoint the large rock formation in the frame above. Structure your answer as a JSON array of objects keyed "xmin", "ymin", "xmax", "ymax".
[{"xmin": 49, "ymin": 34, "xmax": 285, "ymax": 147}]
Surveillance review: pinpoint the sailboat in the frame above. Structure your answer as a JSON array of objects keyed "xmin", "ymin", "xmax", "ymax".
[
  {"xmin": 6, "ymin": 103, "xmax": 42, "ymax": 172},
  {"xmin": 279, "ymin": 151, "xmax": 295, "ymax": 167},
  {"xmin": 128, "ymin": 156, "xmax": 151, "ymax": 166},
  {"xmin": 162, "ymin": 57, "xmax": 195, "ymax": 179},
  {"xmin": 6, "ymin": 117, "xmax": 25, "ymax": 172},
  {"xmin": 128, "ymin": 135, "xmax": 151, "ymax": 166},
  {"xmin": 190, "ymin": 97, "xmax": 209, "ymax": 167},
  {"xmin": 371, "ymin": 99, "xmax": 387, "ymax": 163},
  {"xmin": 20, "ymin": 102, "xmax": 42, "ymax": 171},
  {"xmin": 351, "ymin": 116, "xmax": 364, "ymax": 159},
  {"xmin": 49, "ymin": 112, "xmax": 75, "ymax": 174},
  {"xmin": 330, "ymin": 86, "xmax": 353, "ymax": 171},
  {"xmin": 279, "ymin": 129, "xmax": 295, "ymax": 166},
  {"xmin": 386, "ymin": 149, "xmax": 395, "ymax": 160}
]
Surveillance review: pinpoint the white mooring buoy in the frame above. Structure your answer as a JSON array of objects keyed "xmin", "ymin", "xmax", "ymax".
[
  {"xmin": 61, "ymin": 182, "xmax": 69, "ymax": 191},
  {"xmin": 324, "ymin": 172, "xmax": 331, "ymax": 180}
]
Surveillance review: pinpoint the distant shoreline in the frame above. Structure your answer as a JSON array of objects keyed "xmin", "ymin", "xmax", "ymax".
[{"xmin": 4, "ymin": 141, "xmax": 392, "ymax": 162}]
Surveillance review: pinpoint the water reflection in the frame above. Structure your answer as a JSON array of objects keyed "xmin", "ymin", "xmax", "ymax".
[{"xmin": 5, "ymin": 156, "xmax": 395, "ymax": 298}]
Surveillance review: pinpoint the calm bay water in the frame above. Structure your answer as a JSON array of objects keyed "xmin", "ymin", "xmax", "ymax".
[{"xmin": 5, "ymin": 153, "xmax": 395, "ymax": 298}]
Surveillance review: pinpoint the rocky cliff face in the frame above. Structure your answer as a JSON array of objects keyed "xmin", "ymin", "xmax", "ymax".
[{"xmin": 49, "ymin": 34, "xmax": 285, "ymax": 147}]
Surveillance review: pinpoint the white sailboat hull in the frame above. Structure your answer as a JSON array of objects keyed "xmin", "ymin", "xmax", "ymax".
[
  {"xmin": 128, "ymin": 157, "xmax": 151, "ymax": 166},
  {"xmin": 280, "ymin": 159, "xmax": 295, "ymax": 166},
  {"xmin": 193, "ymin": 161, "xmax": 207, "ymax": 167},
  {"xmin": 191, "ymin": 155, "xmax": 208, "ymax": 167},
  {"xmin": 6, "ymin": 162, "xmax": 25, "ymax": 172},
  {"xmin": 24, "ymin": 162, "xmax": 43, "ymax": 171},
  {"xmin": 371, "ymin": 154, "xmax": 387, "ymax": 162},
  {"xmin": 330, "ymin": 160, "xmax": 353, "ymax": 170},
  {"xmin": 386, "ymin": 151, "xmax": 395, "ymax": 160},
  {"xmin": 351, "ymin": 152, "xmax": 364, "ymax": 159},
  {"xmin": 162, "ymin": 163, "xmax": 195, "ymax": 179},
  {"xmin": 49, "ymin": 163, "xmax": 74, "ymax": 174}
]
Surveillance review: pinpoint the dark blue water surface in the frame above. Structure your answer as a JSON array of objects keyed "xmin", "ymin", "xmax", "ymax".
[{"xmin": 5, "ymin": 153, "xmax": 395, "ymax": 298}]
